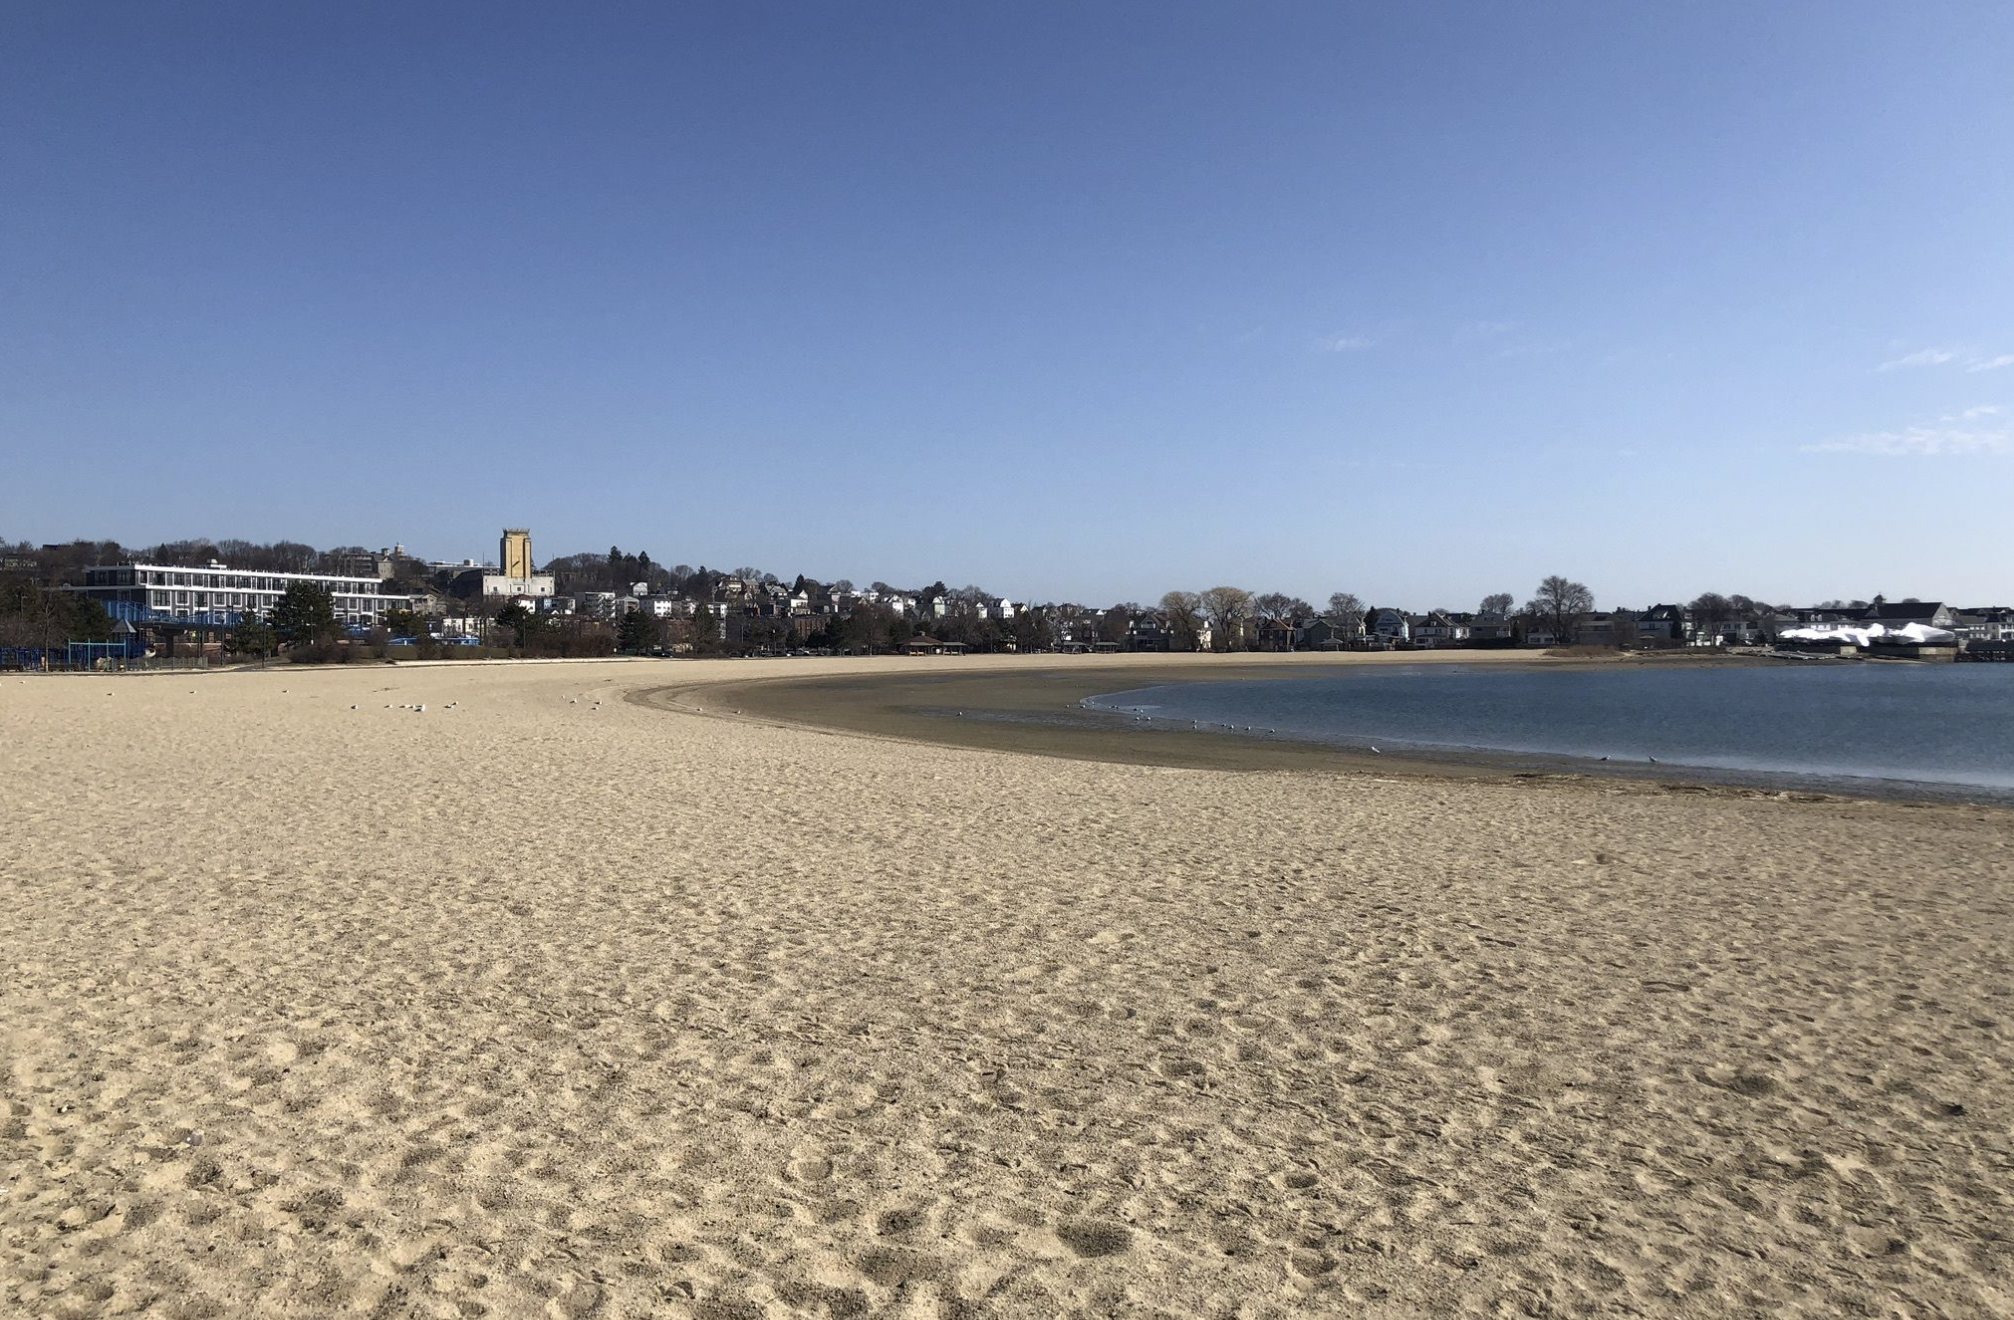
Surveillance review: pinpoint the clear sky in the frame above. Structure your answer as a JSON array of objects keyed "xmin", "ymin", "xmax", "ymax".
[{"xmin": 4, "ymin": 2, "xmax": 2010, "ymax": 608}]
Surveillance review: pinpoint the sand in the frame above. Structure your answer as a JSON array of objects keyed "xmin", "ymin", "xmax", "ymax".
[{"xmin": 2, "ymin": 655, "xmax": 2010, "ymax": 1319}]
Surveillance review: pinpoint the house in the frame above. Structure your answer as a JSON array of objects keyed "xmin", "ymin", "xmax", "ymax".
[
  {"xmin": 1412, "ymin": 611, "xmax": 1470, "ymax": 648},
  {"xmin": 1862, "ymin": 601, "xmax": 1958, "ymax": 630},
  {"xmin": 1953, "ymin": 607, "xmax": 2014, "ymax": 642},
  {"xmin": 1299, "ymin": 617, "xmax": 1360, "ymax": 650},
  {"xmin": 1637, "ymin": 605, "xmax": 1685, "ymax": 643},
  {"xmin": 1253, "ymin": 616, "xmax": 1303, "ymax": 652},
  {"xmin": 1469, "ymin": 616, "xmax": 1516, "ymax": 644},
  {"xmin": 1364, "ymin": 608, "xmax": 1410, "ymax": 643}
]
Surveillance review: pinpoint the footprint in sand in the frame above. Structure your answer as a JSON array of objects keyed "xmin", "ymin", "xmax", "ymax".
[
  {"xmin": 786, "ymin": 1148, "xmax": 834, "ymax": 1183},
  {"xmin": 1056, "ymin": 1219, "xmax": 1132, "ymax": 1258}
]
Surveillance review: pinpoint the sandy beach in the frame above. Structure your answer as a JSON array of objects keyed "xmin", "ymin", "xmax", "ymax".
[{"xmin": 4, "ymin": 655, "xmax": 2010, "ymax": 1318}]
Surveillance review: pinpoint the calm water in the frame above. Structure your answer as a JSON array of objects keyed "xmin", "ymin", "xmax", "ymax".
[{"xmin": 1087, "ymin": 663, "xmax": 2014, "ymax": 798}]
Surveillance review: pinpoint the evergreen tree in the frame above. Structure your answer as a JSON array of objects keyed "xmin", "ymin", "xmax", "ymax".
[
  {"xmin": 269, "ymin": 582, "xmax": 336, "ymax": 644},
  {"xmin": 228, "ymin": 616, "xmax": 278, "ymax": 658},
  {"xmin": 689, "ymin": 605, "xmax": 719, "ymax": 654},
  {"xmin": 380, "ymin": 607, "xmax": 425, "ymax": 640},
  {"xmin": 618, "ymin": 610, "xmax": 656, "ymax": 652},
  {"xmin": 495, "ymin": 602, "xmax": 533, "ymax": 646}
]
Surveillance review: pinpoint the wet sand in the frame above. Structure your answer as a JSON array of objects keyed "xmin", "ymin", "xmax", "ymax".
[{"xmin": 649, "ymin": 650, "xmax": 1870, "ymax": 799}]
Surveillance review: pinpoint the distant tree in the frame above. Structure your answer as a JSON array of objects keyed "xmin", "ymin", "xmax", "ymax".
[
  {"xmin": 1013, "ymin": 606, "xmax": 1054, "ymax": 652},
  {"xmin": 1097, "ymin": 604, "xmax": 1135, "ymax": 646},
  {"xmin": 65, "ymin": 595, "xmax": 112, "ymax": 642},
  {"xmin": 269, "ymin": 582, "xmax": 337, "ymax": 645},
  {"xmin": 1252, "ymin": 593, "xmax": 1312, "ymax": 650},
  {"xmin": 494, "ymin": 601, "xmax": 534, "ymax": 647},
  {"xmin": 380, "ymin": 607, "xmax": 425, "ymax": 639},
  {"xmin": 0, "ymin": 576, "xmax": 101, "ymax": 648},
  {"xmin": 1159, "ymin": 591, "xmax": 1203, "ymax": 651},
  {"xmin": 1528, "ymin": 576, "xmax": 1595, "ymax": 644},
  {"xmin": 228, "ymin": 615, "xmax": 278, "ymax": 659},
  {"xmin": 689, "ymin": 604, "xmax": 720, "ymax": 654},
  {"xmin": 1688, "ymin": 592, "xmax": 1733, "ymax": 642},
  {"xmin": 831, "ymin": 578, "xmax": 854, "ymax": 594},
  {"xmin": 1254, "ymin": 592, "xmax": 1311, "ymax": 623},
  {"xmin": 1327, "ymin": 592, "xmax": 1365, "ymax": 622},
  {"xmin": 617, "ymin": 610, "xmax": 657, "ymax": 652},
  {"xmin": 1479, "ymin": 592, "xmax": 1515, "ymax": 618},
  {"xmin": 1199, "ymin": 586, "xmax": 1254, "ymax": 651}
]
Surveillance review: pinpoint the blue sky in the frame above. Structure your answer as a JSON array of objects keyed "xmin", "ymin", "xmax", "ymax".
[{"xmin": 4, "ymin": 2, "xmax": 2010, "ymax": 608}]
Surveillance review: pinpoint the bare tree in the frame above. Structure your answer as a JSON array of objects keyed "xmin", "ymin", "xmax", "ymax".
[
  {"xmin": 1252, "ymin": 593, "xmax": 1312, "ymax": 650},
  {"xmin": 1327, "ymin": 591, "xmax": 1364, "ymax": 623},
  {"xmin": 1688, "ymin": 592, "xmax": 1733, "ymax": 643},
  {"xmin": 1198, "ymin": 586, "xmax": 1254, "ymax": 651},
  {"xmin": 1479, "ymin": 592, "xmax": 1514, "ymax": 618},
  {"xmin": 1527, "ymin": 575, "xmax": 1595, "ymax": 644},
  {"xmin": 1159, "ymin": 590, "xmax": 1203, "ymax": 651}
]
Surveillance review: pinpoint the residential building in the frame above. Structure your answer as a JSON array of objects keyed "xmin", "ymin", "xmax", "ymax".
[
  {"xmin": 1862, "ymin": 601, "xmax": 1958, "ymax": 630},
  {"xmin": 72, "ymin": 562, "xmax": 409, "ymax": 628},
  {"xmin": 1469, "ymin": 617, "xmax": 1516, "ymax": 644},
  {"xmin": 1637, "ymin": 605, "xmax": 1686, "ymax": 643},
  {"xmin": 1954, "ymin": 608, "xmax": 2014, "ymax": 642},
  {"xmin": 1300, "ymin": 615, "xmax": 1364, "ymax": 649},
  {"xmin": 1412, "ymin": 611, "xmax": 1471, "ymax": 647},
  {"xmin": 1365, "ymin": 608, "xmax": 1410, "ymax": 643}
]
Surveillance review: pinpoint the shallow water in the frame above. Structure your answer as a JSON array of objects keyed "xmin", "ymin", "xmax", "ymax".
[{"xmin": 1088, "ymin": 663, "xmax": 2014, "ymax": 798}]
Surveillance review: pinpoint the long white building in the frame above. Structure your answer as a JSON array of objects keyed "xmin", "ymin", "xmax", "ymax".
[{"xmin": 75, "ymin": 562, "xmax": 408, "ymax": 627}]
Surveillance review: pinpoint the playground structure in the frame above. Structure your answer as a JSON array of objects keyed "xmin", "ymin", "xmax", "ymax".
[{"xmin": 0, "ymin": 637, "xmax": 152, "ymax": 671}]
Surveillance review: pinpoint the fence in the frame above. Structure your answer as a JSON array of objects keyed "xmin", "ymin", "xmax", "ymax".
[{"xmin": 1, "ymin": 637, "xmax": 156, "ymax": 671}]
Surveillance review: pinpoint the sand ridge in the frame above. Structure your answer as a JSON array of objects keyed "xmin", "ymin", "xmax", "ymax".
[{"xmin": 2, "ymin": 657, "xmax": 2010, "ymax": 1318}]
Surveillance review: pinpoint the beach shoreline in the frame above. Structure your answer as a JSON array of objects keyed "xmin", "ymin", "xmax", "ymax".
[
  {"xmin": 635, "ymin": 651, "xmax": 2011, "ymax": 809},
  {"xmin": 5, "ymin": 657, "xmax": 2010, "ymax": 1318}
]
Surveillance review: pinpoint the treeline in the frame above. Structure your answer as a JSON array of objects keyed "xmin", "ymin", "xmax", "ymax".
[
  {"xmin": 0, "ymin": 575, "xmax": 113, "ymax": 649},
  {"xmin": 6, "ymin": 536, "xmax": 401, "ymax": 585}
]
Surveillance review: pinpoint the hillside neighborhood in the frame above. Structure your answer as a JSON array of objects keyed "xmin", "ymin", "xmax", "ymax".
[{"xmin": 3, "ymin": 528, "xmax": 2009, "ymax": 667}]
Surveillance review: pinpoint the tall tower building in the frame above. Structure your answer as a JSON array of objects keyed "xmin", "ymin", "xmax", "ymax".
[{"xmin": 500, "ymin": 528, "xmax": 533, "ymax": 579}]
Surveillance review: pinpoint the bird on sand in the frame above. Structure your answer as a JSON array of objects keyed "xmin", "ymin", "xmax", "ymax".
[{"xmin": 1368, "ymin": 746, "xmax": 1382, "ymax": 755}]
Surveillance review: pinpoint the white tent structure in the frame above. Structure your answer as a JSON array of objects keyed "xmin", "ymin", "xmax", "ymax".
[{"xmin": 1780, "ymin": 622, "xmax": 1957, "ymax": 647}]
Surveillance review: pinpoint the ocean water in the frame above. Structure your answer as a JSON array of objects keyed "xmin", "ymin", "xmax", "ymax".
[{"xmin": 1086, "ymin": 663, "xmax": 2014, "ymax": 797}]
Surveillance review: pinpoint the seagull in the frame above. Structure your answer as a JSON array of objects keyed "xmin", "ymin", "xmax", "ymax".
[
  {"xmin": 1369, "ymin": 746, "xmax": 1382, "ymax": 755},
  {"xmin": 1648, "ymin": 756, "xmax": 1659, "ymax": 764},
  {"xmin": 1597, "ymin": 756, "xmax": 1608, "ymax": 762}
]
